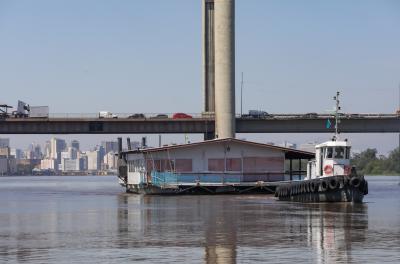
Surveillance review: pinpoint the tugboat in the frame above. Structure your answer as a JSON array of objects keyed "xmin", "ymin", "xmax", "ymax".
[{"xmin": 275, "ymin": 92, "xmax": 368, "ymax": 203}]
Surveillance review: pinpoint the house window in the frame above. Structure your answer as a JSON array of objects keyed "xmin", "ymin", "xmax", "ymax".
[
  {"xmin": 226, "ymin": 158, "xmax": 241, "ymax": 171},
  {"xmin": 208, "ymin": 159, "xmax": 224, "ymax": 171},
  {"xmin": 175, "ymin": 159, "xmax": 192, "ymax": 172}
]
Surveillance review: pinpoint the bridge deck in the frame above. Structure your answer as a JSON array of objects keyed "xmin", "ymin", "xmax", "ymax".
[{"xmin": 0, "ymin": 117, "xmax": 399, "ymax": 134}]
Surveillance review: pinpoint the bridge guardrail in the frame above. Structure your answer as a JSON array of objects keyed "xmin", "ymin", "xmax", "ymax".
[{"xmin": 4, "ymin": 112, "xmax": 399, "ymax": 120}]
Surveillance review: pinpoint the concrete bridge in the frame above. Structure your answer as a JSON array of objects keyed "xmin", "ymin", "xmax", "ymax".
[{"xmin": 0, "ymin": 116, "xmax": 398, "ymax": 136}]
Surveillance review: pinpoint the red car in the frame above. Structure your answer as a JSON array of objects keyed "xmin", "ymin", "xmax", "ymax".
[{"xmin": 172, "ymin": 113, "xmax": 192, "ymax": 119}]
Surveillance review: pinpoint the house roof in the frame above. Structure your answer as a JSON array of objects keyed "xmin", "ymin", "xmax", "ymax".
[{"xmin": 123, "ymin": 138, "xmax": 315, "ymax": 160}]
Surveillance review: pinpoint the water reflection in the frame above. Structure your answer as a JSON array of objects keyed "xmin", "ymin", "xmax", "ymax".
[
  {"xmin": 116, "ymin": 194, "xmax": 368, "ymax": 263},
  {"xmin": 5, "ymin": 176, "xmax": 398, "ymax": 263},
  {"xmin": 304, "ymin": 203, "xmax": 368, "ymax": 263}
]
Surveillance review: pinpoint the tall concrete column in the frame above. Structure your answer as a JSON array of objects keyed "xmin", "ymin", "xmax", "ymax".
[
  {"xmin": 214, "ymin": 0, "xmax": 235, "ymax": 139},
  {"xmin": 203, "ymin": 0, "xmax": 215, "ymax": 114}
]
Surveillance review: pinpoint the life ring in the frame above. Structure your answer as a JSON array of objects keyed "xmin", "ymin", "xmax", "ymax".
[{"xmin": 324, "ymin": 165, "xmax": 333, "ymax": 175}]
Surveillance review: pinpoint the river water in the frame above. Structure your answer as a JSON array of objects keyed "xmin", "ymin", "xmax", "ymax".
[{"xmin": 0, "ymin": 176, "xmax": 399, "ymax": 263}]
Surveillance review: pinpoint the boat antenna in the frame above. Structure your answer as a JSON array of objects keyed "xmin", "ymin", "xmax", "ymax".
[
  {"xmin": 333, "ymin": 91, "xmax": 341, "ymax": 140},
  {"xmin": 240, "ymin": 72, "xmax": 244, "ymax": 116}
]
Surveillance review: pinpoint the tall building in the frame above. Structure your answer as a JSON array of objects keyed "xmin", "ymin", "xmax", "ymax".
[
  {"xmin": 71, "ymin": 140, "xmax": 80, "ymax": 151},
  {"xmin": 44, "ymin": 141, "xmax": 51, "ymax": 159},
  {"xmin": 101, "ymin": 141, "xmax": 119, "ymax": 154},
  {"xmin": 103, "ymin": 152, "xmax": 118, "ymax": 170},
  {"xmin": 0, "ymin": 138, "xmax": 10, "ymax": 148},
  {"xmin": 0, "ymin": 146, "xmax": 16, "ymax": 175},
  {"xmin": 96, "ymin": 145, "xmax": 106, "ymax": 160},
  {"xmin": 0, "ymin": 147, "xmax": 10, "ymax": 157},
  {"xmin": 40, "ymin": 159, "xmax": 57, "ymax": 171},
  {"xmin": 10, "ymin": 149, "xmax": 23, "ymax": 160},
  {"xmin": 86, "ymin": 150, "xmax": 100, "ymax": 171},
  {"xmin": 30, "ymin": 143, "xmax": 42, "ymax": 159},
  {"xmin": 23, "ymin": 150, "xmax": 33, "ymax": 160},
  {"xmin": 79, "ymin": 155, "xmax": 88, "ymax": 171},
  {"xmin": 61, "ymin": 159, "xmax": 80, "ymax": 172},
  {"xmin": 0, "ymin": 156, "xmax": 16, "ymax": 175},
  {"xmin": 69, "ymin": 147, "xmax": 78, "ymax": 160},
  {"xmin": 50, "ymin": 137, "xmax": 66, "ymax": 163}
]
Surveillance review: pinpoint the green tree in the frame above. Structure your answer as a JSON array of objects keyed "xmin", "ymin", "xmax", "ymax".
[{"xmin": 351, "ymin": 147, "xmax": 400, "ymax": 175}]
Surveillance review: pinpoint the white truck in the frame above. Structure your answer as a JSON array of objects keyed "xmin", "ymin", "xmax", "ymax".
[
  {"xmin": 12, "ymin": 101, "xmax": 49, "ymax": 118},
  {"xmin": 99, "ymin": 111, "xmax": 118, "ymax": 119},
  {"xmin": 30, "ymin": 106, "xmax": 49, "ymax": 118}
]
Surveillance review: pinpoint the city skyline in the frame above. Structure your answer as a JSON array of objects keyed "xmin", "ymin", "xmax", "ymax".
[{"xmin": 0, "ymin": 136, "xmax": 124, "ymax": 174}]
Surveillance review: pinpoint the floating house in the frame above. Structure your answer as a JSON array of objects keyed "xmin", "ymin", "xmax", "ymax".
[{"xmin": 118, "ymin": 138, "xmax": 314, "ymax": 194}]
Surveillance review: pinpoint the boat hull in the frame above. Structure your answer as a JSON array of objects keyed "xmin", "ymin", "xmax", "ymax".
[
  {"xmin": 275, "ymin": 175, "xmax": 368, "ymax": 203},
  {"xmin": 125, "ymin": 183, "xmax": 276, "ymax": 195}
]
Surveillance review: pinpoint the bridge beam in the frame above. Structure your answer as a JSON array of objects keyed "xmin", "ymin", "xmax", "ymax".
[{"xmin": 0, "ymin": 117, "xmax": 398, "ymax": 134}]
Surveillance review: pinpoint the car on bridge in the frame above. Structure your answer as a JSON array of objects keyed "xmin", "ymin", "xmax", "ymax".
[
  {"xmin": 128, "ymin": 113, "xmax": 146, "ymax": 119},
  {"xmin": 172, "ymin": 113, "xmax": 192, "ymax": 119},
  {"xmin": 302, "ymin": 112, "xmax": 319, "ymax": 118},
  {"xmin": 242, "ymin": 110, "xmax": 272, "ymax": 119},
  {"xmin": 150, "ymin": 114, "xmax": 169, "ymax": 119}
]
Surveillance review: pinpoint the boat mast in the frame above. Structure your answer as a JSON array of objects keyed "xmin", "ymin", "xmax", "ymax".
[{"xmin": 333, "ymin": 91, "xmax": 341, "ymax": 140}]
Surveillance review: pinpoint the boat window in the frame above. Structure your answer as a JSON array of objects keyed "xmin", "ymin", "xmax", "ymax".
[
  {"xmin": 345, "ymin": 147, "xmax": 350, "ymax": 159},
  {"xmin": 335, "ymin": 147, "xmax": 345, "ymax": 159},
  {"xmin": 326, "ymin": 147, "xmax": 333, "ymax": 159}
]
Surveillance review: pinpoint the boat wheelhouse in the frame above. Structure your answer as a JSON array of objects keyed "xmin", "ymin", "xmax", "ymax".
[{"xmin": 307, "ymin": 140, "xmax": 352, "ymax": 179}]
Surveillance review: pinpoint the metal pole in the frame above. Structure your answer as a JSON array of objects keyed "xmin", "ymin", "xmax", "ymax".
[
  {"xmin": 127, "ymin": 138, "xmax": 131, "ymax": 151},
  {"xmin": 240, "ymin": 72, "xmax": 243, "ymax": 116},
  {"xmin": 333, "ymin": 91, "xmax": 340, "ymax": 139},
  {"xmin": 117, "ymin": 137, "xmax": 122, "ymax": 159},
  {"xmin": 298, "ymin": 159, "xmax": 302, "ymax": 180}
]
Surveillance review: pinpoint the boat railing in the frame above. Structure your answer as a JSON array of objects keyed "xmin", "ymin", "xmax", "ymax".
[{"xmin": 150, "ymin": 171, "xmax": 286, "ymax": 188}]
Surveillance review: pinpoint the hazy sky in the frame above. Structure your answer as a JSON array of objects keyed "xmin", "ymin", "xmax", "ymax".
[{"xmin": 0, "ymin": 0, "xmax": 399, "ymax": 153}]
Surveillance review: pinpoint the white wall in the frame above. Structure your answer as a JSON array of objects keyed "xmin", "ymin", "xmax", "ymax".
[{"xmin": 126, "ymin": 141, "xmax": 285, "ymax": 174}]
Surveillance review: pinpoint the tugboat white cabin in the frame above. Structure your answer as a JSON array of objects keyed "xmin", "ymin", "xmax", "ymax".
[{"xmin": 307, "ymin": 140, "xmax": 352, "ymax": 179}]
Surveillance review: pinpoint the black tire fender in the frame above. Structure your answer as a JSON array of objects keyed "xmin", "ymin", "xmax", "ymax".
[
  {"xmin": 350, "ymin": 177, "xmax": 361, "ymax": 188},
  {"xmin": 320, "ymin": 180, "xmax": 329, "ymax": 192},
  {"xmin": 328, "ymin": 177, "xmax": 339, "ymax": 190}
]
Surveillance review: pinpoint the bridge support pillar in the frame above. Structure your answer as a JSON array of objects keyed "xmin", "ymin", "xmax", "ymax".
[
  {"xmin": 203, "ymin": 0, "xmax": 215, "ymax": 115},
  {"xmin": 214, "ymin": 0, "xmax": 235, "ymax": 139}
]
